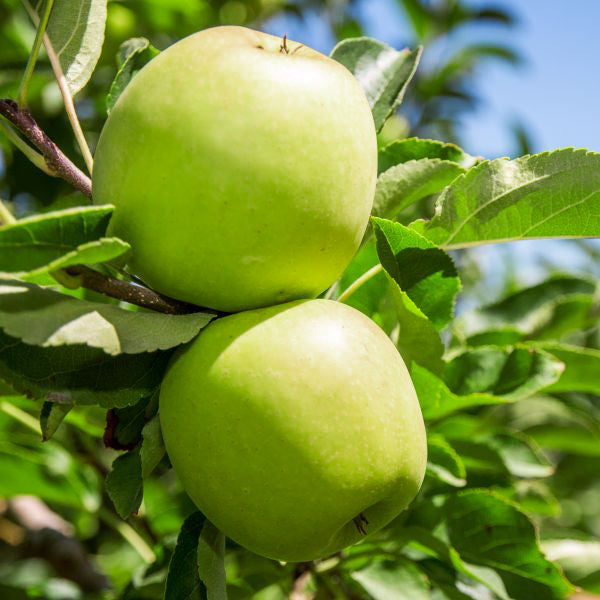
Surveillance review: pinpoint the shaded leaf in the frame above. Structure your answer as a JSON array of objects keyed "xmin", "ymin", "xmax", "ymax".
[
  {"xmin": 412, "ymin": 362, "xmax": 510, "ymax": 421},
  {"xmin": 197, "ymin": 521, "xmax": 226, "ymax": 600},
  {"xmin": 331, "ymin": 38, "xmax": 422, "ymax": 131},
  {"xmin": 490, "ymin": 433, "xmax": 554, "ymax": 479},
  {"xmin": 446, "ymin": 489, "xmax": 574, "ymax": 600},
  {"xmin": 46, "ymin": 0, "xmax": 108, "ymax": 94},
  {"xmin": 389, "ymin": 278, "xmax": 444, "ymax": 374},
  {"xmin": 140, "ymin": 415, "xmax": 165, "ymax": 478},
  {"xmin": 427, "ymin": 434, "xmax": 466, "ymax": 487},
  {"xmin": 106, "ymin": 448, "xmax": 142, "ymax": 519},
  {"xmin": 0, "ymin": 205, "xmax": 129, "ymax": 280},
  {"xmin": 530, "ymin": 342, "xmax": 600, "ymax": 395},
  {"xmin": 107, "ymin": 37, "xmax": 159, "ymax": 113},
  {"xmin": 40, "ymin": 400, "xmax": 71, "ymax": 441},
  {"xmin": 444, "ymin": 346, "xmax": 564, "ymax": 398},
  {"xmin": 165, "ymin": 512, "xmax": 208, "ymax": 600},
  {"xmin": 0, "ymin": 329, "xmax": 170, "ymax": 408},
  {"xmin": 0, "ymin": 280, "xmax": 214, "ymax": 355},
  {"xmin": 373, "ymin": 218, "xmax": 461, "ymax": 329},
  {"xmin": 411, "ymin": 149, "xmax": 600, "ymax": 249}
]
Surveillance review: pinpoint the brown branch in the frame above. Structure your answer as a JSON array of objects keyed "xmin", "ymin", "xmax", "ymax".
[
  {"xmin": 0, "ymin": 98, "xmax": 91, "ymax": 197},
  {"xmin": 64, "ymin": 265, "xmax": 204, "ymax": 315}
]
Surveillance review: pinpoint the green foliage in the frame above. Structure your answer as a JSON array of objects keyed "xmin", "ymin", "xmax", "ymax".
[
  {"xmin": 411, "ymin": 149, "xmax": 600, "ymax": 249},
  {"xmin": 0, "ymin": 1, "xmax": 598, "ymax": 598},
  {"xmin": 331, "ymin": 38, "xmax": 422, "ymax": 132},
  {"xmin": 46, "ymin": 0, "xmax": 108, "ymax": 94},
  {"xmin": 0, "ymin": 205, "xmax": 130, "ymax": 279},
  {"xmin": 106, "ymin": 37, "xmax": 159, "ymax": 113}
]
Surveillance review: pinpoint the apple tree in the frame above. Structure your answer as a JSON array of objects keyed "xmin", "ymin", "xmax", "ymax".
[{"xmin": 0, "ymin": 1, "xmax": 598, "ymax": 599}]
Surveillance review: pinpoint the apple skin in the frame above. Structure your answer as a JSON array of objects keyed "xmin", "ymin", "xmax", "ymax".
[
  {"xmin": 159, "ymin": 299, "xmax": 427, "ymax": 562},
  {"xmin": 92, "ymin": 26, "xmax": 377, "ymax": 312}
]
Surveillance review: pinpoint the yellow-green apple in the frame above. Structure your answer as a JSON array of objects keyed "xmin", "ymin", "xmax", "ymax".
[
  {"xmin": 92, "ymin": 26, "xmax": 377, "ymax": 312},
  {"xmin": 159, "ymin": 299, "xmax": 426, "ymax": 562}
]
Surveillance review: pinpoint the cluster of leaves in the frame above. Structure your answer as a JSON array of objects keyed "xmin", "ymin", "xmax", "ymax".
[{"xmin": 0, "ymin": 2, "xmax": 598, "ymax": 600}]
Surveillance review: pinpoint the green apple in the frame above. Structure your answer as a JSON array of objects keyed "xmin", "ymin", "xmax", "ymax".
[
  {"xmin": 93, "ymin": 26, "xmax": 377, "ymax": 312},
  {"xmin": 159, "ymin": 299, "xmax": 426, "ymax": 562}
]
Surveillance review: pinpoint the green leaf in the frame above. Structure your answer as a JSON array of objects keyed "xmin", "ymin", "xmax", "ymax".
[
  {"xmin": 446, "ymin": 489, "xmax": 574, "ymax": 600},
  {"xmin": 378, "ymin": 138, "xmax": 466, "ymax": 173},
  {"xmin": 0, "ymin": 205, "xmax": 130, "ymax": 279},
  {"xmin": 466, "ymin": 276, "xmax": 597, "ymax": 340},
  {"xmin": 411, "ymin": 149, "xmax": 600, "ymax": 249},
  {"xmin": 444, "ymin": 346, "xmax": 564, "ymax": 398},
  {"xmin": 45, "ymin": 0, "xmax": 108, "ymax": 94},
  {"xmin": 330, "ymin": 38, "xmax": 422, "ymax": 131},
  {"xmin": 373, "ymin": 218, "xmax": 461, "ymax": 329},
  {"xmin": 107, "ymin": 37, "xmax": 159, "ymax": 113},
  {"xmin": 0, "ymin": 329, "xmax": 170, "ymax": 408},
  {"xmin": 351, "ymin": 558, "xmax": 430, "ymax": 600},
  {"xmin": 165, "ymin": 512, "xmax": 208, "ymax": 600},
  {"xmin": 39, "ymin": 400, "xmax": 71, "ymax": 441},
  {"xmin": 490, "ymin": 432, "xmax": 554, "ymax": 479},
  {"xmin": 530, "ymin": 342, "xmax": 600, "ymax": 395},
  {"xmin": 426, "ymin": 434, "xmax": 466, "ymax": 487},
  {"xmin": 389, "ymin": 278, "xmax": 444, "ymax": 374},
  {"xmin": 412, "ymin": 363, "xmax": 511, "ymax": 421},
  {"xmin": 197, "ymin": 521, "xmax": 227, "ymax": 600},
  {"xmin": 466, "ymin": 328, "xmax": 524, "ymax": 347},
  {"xmin": 106, "ymin": 449, "xmax": 143, "ymax": 519},
  {"xmin": 0, "ymin": 280, "xmax": 214, "ymax": 355},
  {"xmin": 373, "ymin": 159, "xmax": 466, "ymax": 220},
  {"xmin": 140, "ymin": 415, "xmax": 165, "ymax": 478},
  {"xmin": 480, "ymin": 275, "xmax": 595, "ymax": 326}
]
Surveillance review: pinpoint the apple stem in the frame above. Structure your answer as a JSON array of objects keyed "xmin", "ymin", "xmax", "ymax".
[
  {"xmin": 0, "ymin": 99, "xmax": 92, "ymax": 198},
  {"xmin": 280, "ymin": 34, "xmax": 289, "ymax": 54}
]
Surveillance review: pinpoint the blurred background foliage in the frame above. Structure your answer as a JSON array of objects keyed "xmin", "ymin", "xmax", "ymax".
[{"xmin": 0, "ymin": 1, "xmax": 599, "ymax": 599}]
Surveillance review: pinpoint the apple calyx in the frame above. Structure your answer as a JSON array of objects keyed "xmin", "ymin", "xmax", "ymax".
[{"xmin": 353, "ymin": 512, "xmax": 369, "ymax": 536}]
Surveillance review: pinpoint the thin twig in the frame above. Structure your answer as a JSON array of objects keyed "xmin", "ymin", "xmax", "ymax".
[
  {"xmin": 336, "ymin": 263, "xmax": 383, "ymax": 303},
  {"xmin": 0, "ymin": 99, "xmax": 91, "ymax": 197},
  {"xmin": 63, "ymin": 265, "xmax": 203, "ymax": 315},
  {"xmin": 21, "ymin": 0, "xmax": 94, "ymax": 174},
  {"xmin": 98, "ymin": 507, "xmax": 156, "ymax": 564},
  {"xmin": 0, "ymin": 120, "xmax": 54, "ymax": 175},
  {"xmin": 17, "ymin": 0, "xmax": 54, "ymax": 107}
]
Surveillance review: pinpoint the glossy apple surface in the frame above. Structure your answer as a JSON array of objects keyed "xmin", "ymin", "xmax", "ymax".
[
  {"xmin": 159, "ymin": 299, "xmax": 426, "ymax": 562},
  {"xmin": 92, "ymin": 26, "xmax": 377, "ymax": 312}
]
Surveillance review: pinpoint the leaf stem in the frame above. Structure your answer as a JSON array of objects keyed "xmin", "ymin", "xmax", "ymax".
[
  {"xmin": 17, "ymin": 0, "xmax": 54, "ymax": 107},
  {"xmin": 98, "ymin": 507, "xmax": 156, "ymax": 564},
  {"xmin": 0, "ymin": 99, "xmax": 91, "ymax": 196},
  {"xmin": 21, "ymin": 0, "xmax": 94, "ymax": 174},
  {"xmin": 0, "ymin": 120, "xmax": 54, "ymax": 175},
  {"xmin": 336, "ymin": 263, "xmax": 383, "ymax": 303},
  {"xmin": 0, "ymin": 399, "xmax": 41, "ymax": 434},
  {"xmin": 0, "ymin": 198, "xmax": 17, "ymax": 226}
]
